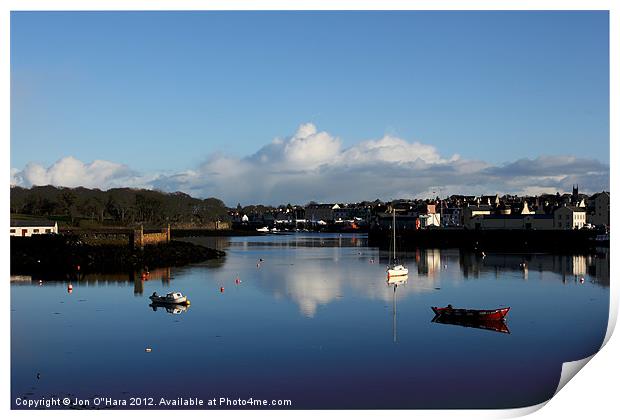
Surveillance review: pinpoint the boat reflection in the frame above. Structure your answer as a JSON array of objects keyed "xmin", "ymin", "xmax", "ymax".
[
  {"xmin": 431, "ymin": 315, "xmax": 510, "ymax": 334},
  {"xmin": 149, "ymin": 302, "xmax": 189, "ymax": 315},
  {"xmin": 387, "ymin": 275, "xmax": 408, "ymax": 343}
]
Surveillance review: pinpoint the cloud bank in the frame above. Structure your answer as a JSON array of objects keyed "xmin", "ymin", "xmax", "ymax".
[{"xmin": 11, "ymin": 123, "xmax": 609, "ymax": 205}]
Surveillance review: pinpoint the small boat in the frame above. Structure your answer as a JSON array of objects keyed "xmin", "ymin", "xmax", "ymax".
[
  {"xmin": 149, "ymin": 291, "xmax": 190, "ymax": 305},
  {"xmin": 431, "ymin": 305, "xmax": 510, "ymax": 320},
  {"xmin": 387, "ymin": 264, "xmax": 408, "ymax": 278},
  {"xmin": 387, "ymin": 208, "xmax": 408, "ymax": 278},
  {"xmin": 256, "ymin": 227, "xmax": 269, "ymax": 233}
]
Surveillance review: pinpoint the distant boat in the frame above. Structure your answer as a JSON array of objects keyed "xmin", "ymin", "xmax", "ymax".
[
  {"xmin": 149, "ymin": 291, "xmax": 190, "ymax": 305},
  {"xmin": 387, "ymin": 208, "xmax": 408, "ymax": 278},
  {"xmin": 256, "ymin": 227, "xmax": 269, "ymax": 233},
  {"xmin": 431, "ymin": 305, "xmax": 510, "ymax": 321}
]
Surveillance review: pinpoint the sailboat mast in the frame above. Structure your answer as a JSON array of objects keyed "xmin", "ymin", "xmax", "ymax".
[{"xmin": 393, "ymin": 208, "xmax": 396, "ymax": 261}]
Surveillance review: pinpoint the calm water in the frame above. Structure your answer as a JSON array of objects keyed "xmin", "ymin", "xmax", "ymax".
[{"xmin": 11, "ymin": 233, "xmax": 609, "ymax": 409}]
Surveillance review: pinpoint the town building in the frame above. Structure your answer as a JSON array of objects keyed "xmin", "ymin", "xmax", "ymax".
[
  {"xmin": 463, "ymin": 205, "xmax": 492, "ymax": 229},
  {"xmin": 469, "ymin": 214, "xmax": 554, "ymax": 230},
  {"xmin": 554, "ymin": 205, "xmax": 587, "ymax": 230},
  {"xmin": 305, "ymin": 203, "xmax": 340, "ymax": 222},
  {"xmin": 588, "ymin": 192, "xmax": 609, "ymax": 227}
]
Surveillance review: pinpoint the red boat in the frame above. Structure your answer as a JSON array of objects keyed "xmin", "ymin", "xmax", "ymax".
[{"xmin": 431, "ymin": 305, "xmax": 510, "ymax": 321}]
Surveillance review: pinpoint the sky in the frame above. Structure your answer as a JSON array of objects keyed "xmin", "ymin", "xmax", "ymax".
[{"xmin": 10, "ymin": 11, "xmax": 609, "ymax": 205}]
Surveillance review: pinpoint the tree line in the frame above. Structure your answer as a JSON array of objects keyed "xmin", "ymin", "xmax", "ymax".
[{"xmin": 10, "ymin": 185, "xmax": 231, "ymax": 228}]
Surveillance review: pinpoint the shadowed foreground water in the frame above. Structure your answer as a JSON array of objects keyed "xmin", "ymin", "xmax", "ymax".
[{"xmin": 11, "ymin": 233, "xmax": 609, "ymax": 409}]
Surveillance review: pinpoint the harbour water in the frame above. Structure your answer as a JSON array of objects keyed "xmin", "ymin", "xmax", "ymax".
[{"xmin": 11, "ymin": 233, "xmax": 609, "ymax": 409}]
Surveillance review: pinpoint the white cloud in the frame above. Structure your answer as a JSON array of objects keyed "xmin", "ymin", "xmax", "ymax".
[
  {"xmin": 11, "ymin": 156, "xmax": 150, "ymax": 190},
  {"xmin": 11, "ymin": 123, "xmax": 609, "ymax": 204}
]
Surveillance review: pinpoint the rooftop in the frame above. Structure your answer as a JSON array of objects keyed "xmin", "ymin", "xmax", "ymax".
[{"xmin": 10, "ymin": 219, "xmax": 57, "ymax": 228}]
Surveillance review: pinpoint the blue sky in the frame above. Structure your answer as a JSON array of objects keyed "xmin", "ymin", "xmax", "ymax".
[{"xmin": 10, "ymin": 11, "xmax": 609, "ymax": 204}]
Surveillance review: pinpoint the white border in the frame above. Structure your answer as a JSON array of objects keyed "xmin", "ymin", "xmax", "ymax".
[{"xmin": 2, "ymin": 2, "xmax": 617, "ymax": 420}]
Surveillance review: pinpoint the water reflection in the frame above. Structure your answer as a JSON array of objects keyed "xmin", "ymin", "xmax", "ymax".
[
  {"xmin": 387, "ymin": 276, "xmax": 408, "ymax": 343},
  {"xmin": 149, "ymin": 302, "xmax": 189, "ymax": 315},
  {"xmin": 181, "ymin": 236, "xmax": 609, "ymax": 319},
  {"xmin": 11, "ymin": 239, "xmax": 609, "ymax": 322},
  {"xmin": 11, "ymin": 233, "xmax": 610, "ymax": 409},
  {"xmin": 431, "ymin": 315, "xmax": 511, "ymax": 334}
]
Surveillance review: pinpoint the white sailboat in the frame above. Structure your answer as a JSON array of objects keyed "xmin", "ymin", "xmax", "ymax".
[{"xmin": 387, "ymin": 208, "xmax": 408, "ymax": 278}]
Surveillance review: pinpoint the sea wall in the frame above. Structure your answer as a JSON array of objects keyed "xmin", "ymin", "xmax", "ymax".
[
  {"xmin": 10, "ymin": 235, "xmax": 225, "ymax": 275},
  {"xmin": 368, "ymin": 227, "xmax": 605, "ymax": 252},
  {"xmin": 134, "ymin": 225, "xmax": 171, "ymax": 247}
]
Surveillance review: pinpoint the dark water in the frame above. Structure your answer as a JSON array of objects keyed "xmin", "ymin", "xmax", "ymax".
[{"xmin": 11, "ymin": 233, "xmax": 609, "ymax": 409}]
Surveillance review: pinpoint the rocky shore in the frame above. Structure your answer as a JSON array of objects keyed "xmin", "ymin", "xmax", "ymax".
[{"xmin": 10, "ymin": 234, "xmax": 225, "ymax": 275}]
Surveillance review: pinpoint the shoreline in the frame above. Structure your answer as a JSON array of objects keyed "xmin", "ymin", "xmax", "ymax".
[
  {"xmin": 368, "ymin": 227, "xmax": 608, "ymax": 252},
  {"xmin": 10, "ymin": 235, "xmax": 225, "ymax": 276}
]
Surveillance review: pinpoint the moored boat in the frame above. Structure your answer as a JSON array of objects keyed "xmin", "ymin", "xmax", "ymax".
[
  {"xmin": 387, "ymin": 265, "xmax": 409, "ymax": 278},
  {"xmin": 431, "ymin": 305, "xmax": 510, "ymax": 320},
  {"xmin": 387, "ymin": 208, "xmax": 408, "ymax": 278},
  {"xmin": 149, "ymin": 291, "xmax": 190, "ymax": 305}
]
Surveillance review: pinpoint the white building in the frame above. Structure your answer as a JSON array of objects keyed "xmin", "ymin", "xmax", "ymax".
[
  {"xmin": 10, "ymin": 220, "xmax": 58, "ymax": 237},
  {"xmin": 554, "ymin": 205, "xmax": 587, "ymax": 230},
  {"xmin": 419, "ymin": 213, "xmax": 441, "ymax": 228}
]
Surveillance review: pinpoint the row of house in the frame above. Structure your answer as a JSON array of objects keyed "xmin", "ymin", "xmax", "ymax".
[
  {"xmin": 462, "ymin": 188, "xmax": 609, "ymax": 230},
  {"xmin": 370, "ymin": 187, "xmax": 609, "ymax": 231},
  {"xmin": 229, "ymin": 187, "xmax": 612, "ymax": 232}
]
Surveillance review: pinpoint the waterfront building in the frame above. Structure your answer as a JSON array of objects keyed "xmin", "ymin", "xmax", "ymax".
[
  {"xmin": 469, "ymin": 214, "xmax": 554, "ymax": 230},
  {"xmin": 419, "ymin": 213, "xmax": 441, "ymax": 228},
  {"xmin": 10, "ymin": 219, "xmax": 58, "ymax": 236},
  {"xmin": 305, "ymin": 203, "xmax": 340, "ymax": 223},
  {"xmin": 441, "ymin": 207, "xmax": 462, "ymax": 227},
  {"xmin": 588, "ymin": 191, "xmax": 610, "ymax": 227},
  {"xmin": 463, "ymin": 204, "xmax": 493, "ymax": 229},
  {"xmin": 553, "ymin": 205, "xmax": 587, "ymax": 230}
]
